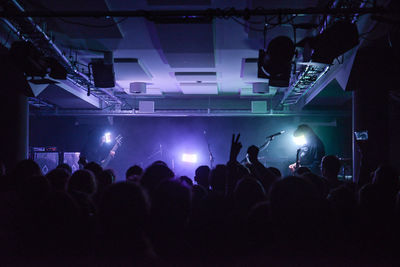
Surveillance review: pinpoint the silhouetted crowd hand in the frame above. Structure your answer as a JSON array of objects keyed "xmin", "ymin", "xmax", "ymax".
[
  {"xmin": 229, "ymin": 133, "xmax": 242, "ymax": 163},
  {"xmin": 0, "ymin": 134, "xmax": 399, "ymax": 265}
]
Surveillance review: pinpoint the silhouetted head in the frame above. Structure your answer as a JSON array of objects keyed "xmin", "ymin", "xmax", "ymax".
[
  {"xmin": 294, "ymin": 124, "xmax": 315, "ymax": 138},
  {"xmin": 141, "ymin": 163, "xmax": 174, "ymax": 196},
  {"xmin": 13, "ymin": 159, "xmax": 42, "ymax": 185},
  {"xmin": 152, "ymin": 160, "xmax": 168, "ymax": 167},
  {"xmin": 99, "ymin": 182, "xmax": 149, "ymax": 235},
  {"xmin": 179, "ymin": 176, "xmax": 193, "ymax": 187},
  {"xmin": 126, "ymin": 165, "xmax": 143, "ymax": 184},
  {"xmin": 46, "ymin": 168, "xmax": 70, "ymax": 192},
  {"xmin": 301, "ymin": 172, "xmax": 329, "ymax": 199},
  {"xmin": 36, "ymin": 192, "xmax": 81, "ymax": 252},
  {"xmin": 194, "ymin": 165, "xmax": 210, "ymax": 188},
  {"xmin": 84, "ymin": 162, "xmax": 103, "ymax": 178},
  {"xmin": 294, "ymin": 166, "xmax": 311, "ymax": 176},
  {"xmin": 247, "ymin": 145, "xmax": 260, "ymax": 164},
  {"xmin": 209, "ymin": 164, "xmax": 227, "ymax": 193},
  {"xmin": 56, "ymin": 163, "xmax": 72, "ymax": 176},
  {"xmin": 269, "ymin": 176, "xmax": 321, "ymax": 240},
  {"xmin": 19, "ymin": 175, "xmax": 50, "ymax": 206},
  {"xmin": 321, "ymin": 155, "xmax": 341, "ymax": 179},
  {"xmin": 234, "ymin": 178, "xmax": 266, "ymax": 211},
  {"xmin": 327, "ymin": 185, "xmax": 356, "ymax": 213},
  {"xmin": 268, "ymin": 166, "xmax": 282, "ymax": 179},
  {"xmin": 67, "ymin": 169, "xmax": 96, "ymax": 195},
  {"xmin": 126, "ymin": 165, "xmax": 143, "ymax": 179},
  {"xmin": 97, "ymin": 169, "xmax": 116, "ymax": 192},
  {"xmin": 152, "ymin": 179, "xmax": 192, "ymax": 228}
]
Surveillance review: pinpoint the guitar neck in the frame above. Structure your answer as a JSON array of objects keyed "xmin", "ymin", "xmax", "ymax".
[{"xmin": 111, "ymin": 143, "xmax": 119, "ymax": 152}]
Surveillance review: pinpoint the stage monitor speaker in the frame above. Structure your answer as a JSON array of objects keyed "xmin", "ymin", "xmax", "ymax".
[
  {"xmin": 63, "ymin": 152, "xmax": 80, "ymax": 173},
  {"xmin": 33, "ymin": 152, "xmax": 59, "ymax": 175}
]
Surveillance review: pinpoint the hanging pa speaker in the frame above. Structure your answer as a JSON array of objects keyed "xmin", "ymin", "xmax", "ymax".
[{"xmin": 91, "ymin": 60, "xmax": 115, "ymax": 88}]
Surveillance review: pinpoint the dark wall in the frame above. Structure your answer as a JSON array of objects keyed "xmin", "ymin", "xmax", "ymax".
[
  {"xmin": 350, "ymin": 41, "xmax": 400, "ymax": 181},
  {"xmin": 30, "ymin": 115, "xmax": 351, "ymax": 179}
]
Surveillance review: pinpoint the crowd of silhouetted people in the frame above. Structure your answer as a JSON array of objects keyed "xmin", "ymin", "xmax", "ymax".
[{"xmin": 0, "ymin": 136, "xmax": 399, "ymax": 265}]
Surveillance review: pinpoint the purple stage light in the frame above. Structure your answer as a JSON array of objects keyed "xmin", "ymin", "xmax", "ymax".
[{"xmin": 182, "ymin": 153, "xmax": 198, "ymax": 163}]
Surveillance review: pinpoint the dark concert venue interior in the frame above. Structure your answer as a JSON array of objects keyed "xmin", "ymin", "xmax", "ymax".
[{"xmin": 0, "ymin": 0, "xmax": 400, "ymax": 265}]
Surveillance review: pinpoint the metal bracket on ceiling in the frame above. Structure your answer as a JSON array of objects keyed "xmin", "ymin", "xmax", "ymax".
[{"xmin": 1, "ymin": 0, "xmax": 123, "ymax": 109}]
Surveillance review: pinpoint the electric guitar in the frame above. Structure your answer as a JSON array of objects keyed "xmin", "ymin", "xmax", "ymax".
[
  {"xmin": 101, "ymin": 134, "xmax": 123, "ymax": 168},
  {"xmin": 289, "ymin": 148, "xmax": 301, "ymax": 172}
]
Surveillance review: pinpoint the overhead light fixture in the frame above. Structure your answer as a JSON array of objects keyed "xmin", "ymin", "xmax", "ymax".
[{"xmin": 258, "ymin": 36, "xmax": 295, "ymax": 87}]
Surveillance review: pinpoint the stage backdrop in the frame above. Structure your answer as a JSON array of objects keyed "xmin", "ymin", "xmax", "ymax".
[{"xmin": 30, "ymin": 115, "xmax": 351, "ymax": 180}]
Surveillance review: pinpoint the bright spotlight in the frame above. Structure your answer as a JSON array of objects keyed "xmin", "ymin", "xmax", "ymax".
[
  {"xmin": 182, "ymin": 153, "xmax": 198, "ymax": 163},
  {"xmin": 293, "ymin": 135, "xmax": 307, "ymax": 146},
  {"xmin": 104, "ymin": 132, "xmax": 112, "ymax": 143}
]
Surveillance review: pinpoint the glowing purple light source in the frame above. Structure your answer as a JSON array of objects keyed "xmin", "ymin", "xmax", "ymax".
[
  {"xmin": 104, "ymin": 132, "xmax": 112, "ymax": 143},
  {"xmin": 182, "ymin": 153, "xmax": 198, "ymax": 163}
]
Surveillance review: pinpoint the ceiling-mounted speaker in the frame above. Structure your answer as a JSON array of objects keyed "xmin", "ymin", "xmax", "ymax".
[
  {"xmin": 129, "ymin": 82, "xmax": 147, "ymax": 94},
  {"xmin": 91, "ymin": 51, "xmax": 115, "ymax": 88},
  {"xmin": 298, "ymin": 21, "xmax": 359, "ymax": 64}
]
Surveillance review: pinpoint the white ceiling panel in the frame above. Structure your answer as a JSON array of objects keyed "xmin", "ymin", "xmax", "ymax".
[{"xmin": 180, "ymin": 82, "xmax": 218, "ymax": 95}]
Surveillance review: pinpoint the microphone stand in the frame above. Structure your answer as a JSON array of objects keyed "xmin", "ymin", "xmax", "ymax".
[
  {"xmin": 240, "ymin": 136, "xmax": 275, "ymax": 164},
  {"xmin": 147, "ymin": 144, "xmax": 162, "ymax": 160},
  {"xmin": 207, "ymin": 143, "xmax": 214, "ymax": 169},
  {"xmin": 204, "ymin": 131, "xmax": 214, "ymax": 169}
]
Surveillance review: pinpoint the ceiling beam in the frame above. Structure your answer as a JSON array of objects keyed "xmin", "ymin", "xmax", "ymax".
[
  {"xmin": 0, "ymin": 7, "xmax": 393, "ymax": 18},
  {"xmin": 30, "ymin": 108, "xmax": 350, "ymax": 117}
]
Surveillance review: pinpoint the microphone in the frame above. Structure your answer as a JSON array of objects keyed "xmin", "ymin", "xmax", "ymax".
[{"xmin": 266, "ymin": 131, "xmax": 285, "ymax": 139}]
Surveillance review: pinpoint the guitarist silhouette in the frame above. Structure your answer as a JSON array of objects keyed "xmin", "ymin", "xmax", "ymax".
[{"xmin": 80, "ymin": 131, "xmax": 122, "ymax": 168}]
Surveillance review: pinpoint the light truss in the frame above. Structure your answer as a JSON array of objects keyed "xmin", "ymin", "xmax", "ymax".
[
  {"xmin": 1, "ymin": 0, "xmax": 122, "ymax": 108},
  {"xmin": 281, "ymin": 63, "xmax": 330, "ymax": 106}
]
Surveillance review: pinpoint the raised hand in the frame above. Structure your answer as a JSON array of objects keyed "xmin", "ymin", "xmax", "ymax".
[{"xmin": 229, "ymin": 133, "xmax": 242, "ymax": 162}]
